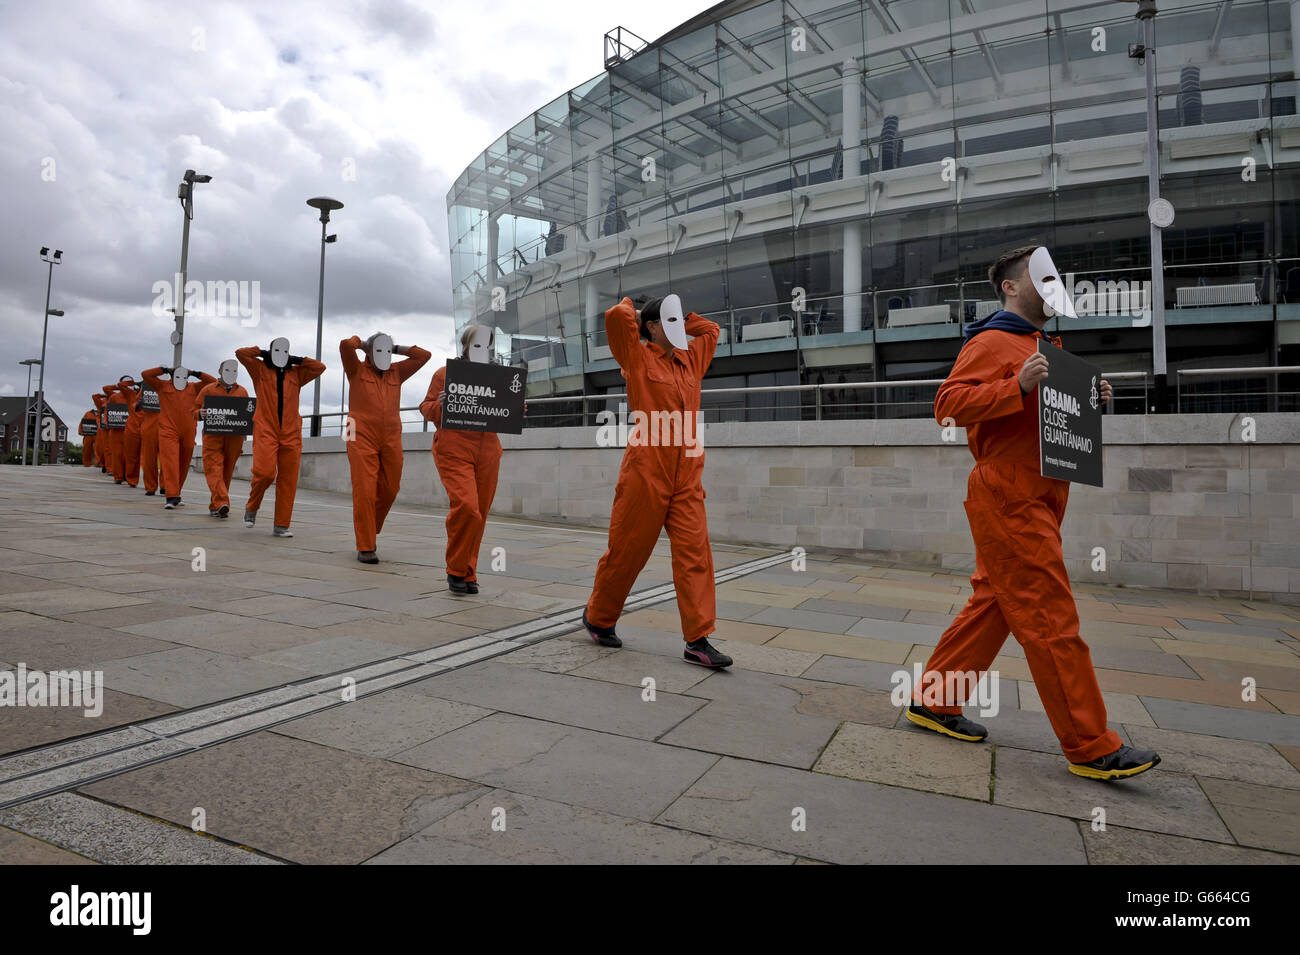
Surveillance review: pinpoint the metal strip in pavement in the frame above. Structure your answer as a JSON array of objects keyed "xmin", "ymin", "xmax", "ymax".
[{"xmin": 0, "ymin": 549, "xmax": 796, "ymax": 809}]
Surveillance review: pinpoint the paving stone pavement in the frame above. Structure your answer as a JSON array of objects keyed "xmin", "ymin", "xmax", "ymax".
[{"xmin": 0, "ymin": 466, "xmax": 1298, "ymax": 864}]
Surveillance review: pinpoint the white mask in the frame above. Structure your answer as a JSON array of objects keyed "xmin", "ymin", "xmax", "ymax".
[
  {"xmin": 370, "ymin": 333, "xmax": 393, "ymax": 372},
  {"xmin": 659, "ymin": 293, "xmax": 689, "ymax": 350},
  {"xmin": 172, "ymin": 366, "xmax": 189, "ymax": 391},
  {"xmin": 1028, "ymin": 247, "xmax": 1077, "ymax": 319},
  {"xmin": 219, "ymin": 360, "xmax": 238, "ymax": 386},
  {"xmin": 466, "ymin": 326, "xmax": 493, "ymax": 364},
  {"xmin": 270, "ymin": 337, "xmax": 291, "ymax": 369}
]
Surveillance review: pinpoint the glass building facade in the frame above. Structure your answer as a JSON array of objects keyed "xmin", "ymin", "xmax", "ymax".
[{"xmin": 447, "ymin": 0, "xmax": 1300, "ymax": 422}]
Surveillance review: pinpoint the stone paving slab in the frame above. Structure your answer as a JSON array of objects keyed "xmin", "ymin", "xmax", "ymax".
[
  {"xmin": 1196, "ymin": 777, "xmax": 1300, "ymax": 854},
  {"xmin": 0, "ymin": 793, "xmax": 272, "ymax": 864},
  {"xmin": 405, "ymin": 660, "xmax": 706, "ymax": 740},
  {"xmin": 658, "ymin": 756, "xmax": 1086, "ymax": 864},
  {"xmin": 394, "ymin": 713, "xmax": 720, "ymax": 821},
  {"xmin": 0, "ymin": 824, "xmax": 100, "ymax": 863},
  {"xmin": 94, "ymin": 647, "xmax": 308, "ymax": 708},
  {"xmin": 1141, "ymin": 697, "xmax": 1300, "ymax": 746},
  {"xmin": 992, "ymin": 747, "xmax": 1234, "ymax": 843},
  {"xmin": 0, "ymin": 690, "xmax": 177, "ymax": 758},
  {"xmin": 1081, "ymin": 824, "xmax": 1299, "ymax": 865},
  {"xmin": 1124, "ymin": 725, "xmax": 1300, "ymax": 788},
  {"xmin": 79, "ymin": 733, "xmax": 487, "ymax": 864},
  {"xmin": 271, "ymin": 690, "xmax": 492, "ymax": 758},
  {"xmin": 816, "ymin": 721, "xmax": 992, "ymax": 800},
  {"xmin": 366, "ymin": 789, "xmax": 792, "ymax": 865}
]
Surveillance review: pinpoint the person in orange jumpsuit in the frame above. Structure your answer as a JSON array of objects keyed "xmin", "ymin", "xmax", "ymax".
[
  {"xmin": 419, "ymin": 324, "xmax": 505, "ymax": 594},
  {"xmin": 90, "ymin": 393, "xmax": 108, "ymax": 472},
  {"xmin": 907, "ymin": 245, "xmax": 1160, "ymax": 781},
  {"xmin": 104, "ymin": 376, "xmax": 143, "ymax": 487},
  {"xmin": 582, "ymin": 295, "xmax": 731, "ymax": 669},
  {"xmin": 77, "ymin": 409, "xmax": 98, "ymax": 467},
  {"xmin": 101, "ymin": 378, "xmax": 135, "ymax": 483},
  {"xmin": 140, "ymin": 365, "xmax": 216, "ymax": 509},
  {"xmin": 194, "ymin": 360, "xmax": 249, "ymax": 519},
  {"xmin": 340, "ymin": 333, "xmax": 430, "ymax": 563},
  {"xmin": 236, "ymin": 338, "xmax": 327, "ymax": 537},
  {"xmin": 137, "ymin": 384, "xmax": 163, "ymax": 496}
]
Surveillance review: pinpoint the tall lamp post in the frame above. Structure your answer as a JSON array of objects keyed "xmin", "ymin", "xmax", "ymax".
[
  {"xmin": 19, "ymin": 358, "xmax": 40, "ymax": 465},
  {"xmin": 306, "ymin": 197, "xmax": 343, "ymax": 438},
  {"xmin": 34, "ymin": 248, "xmax": 63, "ymax": 465},
  {"xmin": 174, "ymin": 169, "xmax": 212, "ymax": 368},
  {"xmin": 1121, "ymin": 0, "xmax": 1172, "ymax": 412}
]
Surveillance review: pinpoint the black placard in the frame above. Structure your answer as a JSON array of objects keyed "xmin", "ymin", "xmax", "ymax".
[
  {"xmin": 81, "ymin": 419, "xmax": 98, "ymax": 436},
  {"xmin": 1037, "ymin": 340, "xmax": 1103, "ymax": 487},
  {"xmin": 441, "ymin": 359, "xmax": 527, "ymax": 435},
  {"xmin": 137, "ymin": 386, "xmax": 160, "ymax": 412},
  {"xmin": 202, "ymin": 395, "xmax": 256, "ymax": 435},
  {"xmin": 104, "ymin": 404, "xmax": 128, "ymax": 430}
]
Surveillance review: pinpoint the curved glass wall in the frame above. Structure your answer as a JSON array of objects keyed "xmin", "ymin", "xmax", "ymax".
[{"xmin": 447, "ymin": 0, "xmax": 1300, "ymax": 421}]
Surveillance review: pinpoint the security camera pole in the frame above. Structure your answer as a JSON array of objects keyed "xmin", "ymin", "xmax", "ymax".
[
  {"xmin": 306, "ymin": 197, "xmax": 343, "ymax": 438},
  {"xmin": 174, "ymin": 169, "xmax": 212, "ymax": 368},
  {"xmin": 33, "ymin": 248, "xmax": 62, "ymax": 465},
  {"xmin": 1122, "ymin": 0, "xmax": 1171, "ymax": 412}
]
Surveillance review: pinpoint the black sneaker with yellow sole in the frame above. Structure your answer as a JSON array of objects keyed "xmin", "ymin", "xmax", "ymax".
[
  {"xmin": 1069, "ymin": 745, "xmax": 1160, "ymax": 781},
  {"xmin": 905, "ymin": 704, "xmax": 988, "ymax": 742}
]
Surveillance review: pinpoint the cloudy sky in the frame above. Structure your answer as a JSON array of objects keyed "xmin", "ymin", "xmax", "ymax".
[{"xmin": 0, "ymin": 0, "xmax": 708, "ymax": 434}]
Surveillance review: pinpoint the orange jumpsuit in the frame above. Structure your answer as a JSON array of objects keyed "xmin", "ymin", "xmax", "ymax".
[
  {"xmin": 419, "ymin": 365, "xmax": 502, "ymax": 582},
  {"xmin": 340, "ymin": 337, "xmax": 430, "ymax": 551},
  {"xmin": 138, "ymin": 392, "xmax": 162, "ymax": 494},
  {"xmin": 920, "ymin": 327, "xmax": 1121, "ymax": 764},
  {"xmin": 236, "ymin": 347, "xmax": 327, "ymax": 528},
  {"xmin": 194, "ymin": 380, "xmax": 250, "ymax": 512},
  {"xmin": 102, "ymin": 384, "xmax": 129, "ymax": 481},
  {"xmin": 141, "ymin": 368, "xmax": 216, "ymax": 500},
  {"xmin": 104, "ymin": 382, "xmax": 143, "ymax": 486},
  {"xmin": 77, "ymin": 411, "xmax": 97, "ymax": 467},
  {"xmin": 122, "ymin": 386, "xmax": 143, "ymax": 486},
  {"xmin": 585, "ymin": 298, "xmax": 719, "ymax": 643}
]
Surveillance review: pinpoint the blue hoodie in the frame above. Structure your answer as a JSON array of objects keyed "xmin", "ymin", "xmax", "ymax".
[{"xmin": 962, "ymin": 309, "xmax": 1049, "ymax": 347}]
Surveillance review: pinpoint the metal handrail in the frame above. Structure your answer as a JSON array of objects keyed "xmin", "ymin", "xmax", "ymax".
[{"xmin": 296, "ymin": 366, "xmax": 1294, "ymax": 433}]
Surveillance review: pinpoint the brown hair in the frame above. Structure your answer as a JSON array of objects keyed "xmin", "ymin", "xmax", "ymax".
[{"xmin": 988, "ymin": 245, "xmax": 1039, "ymax": 303}]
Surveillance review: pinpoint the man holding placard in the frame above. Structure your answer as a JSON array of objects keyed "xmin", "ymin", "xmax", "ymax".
[
  {"xmin": 419, "ymin": 324, "xmax": 513, "ymax": 594},
  {"xmin": 137, "ymin": 383, "xmax": 163, "ymax": 496},
  {"xmin": 77, "ymin": 408, "xmax": 98, "ymax": 468},
  {"xmin": 195, "ymin": 360, "xmax": 251, "ymax": 519},
  {"xmin": 906, "ymin": 246, "xmax": 1161, "ymax": 781}
]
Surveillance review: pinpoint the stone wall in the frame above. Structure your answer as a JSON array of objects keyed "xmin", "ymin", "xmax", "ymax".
[{"xmin": 230, "ymin": 413, "xmax": 1300, "ymax": 602}]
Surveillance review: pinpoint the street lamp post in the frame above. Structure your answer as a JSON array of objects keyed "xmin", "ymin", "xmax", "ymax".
[
  {"xmin": 19, "ymin": 358, "xmax": 40, "ymax": 465},
  {"xmin": 34, "ymin": 248, "xmax": 63, "ymax": 465},
  {"xmin": 174, "ymin": 169, "xmax": 212, "ymax": 369},
  {"xmin": 306, "ymin": 197, "xmax": 343, "ymax": 438},
  {"xmin": 1122, "ymin": 0, "xmax": 1170, "ymax": 411}
]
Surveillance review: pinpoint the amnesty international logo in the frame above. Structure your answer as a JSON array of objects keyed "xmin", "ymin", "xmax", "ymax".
[
  {"xmin": 1089, "ymin": 376, "xmax": 1099, "ymax": 411},
  {"xmin": 509, "ymin": 374, "xmax": 522, "ymax": 394}
]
